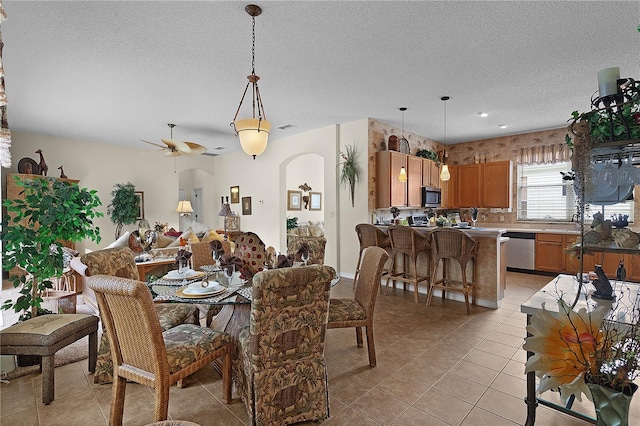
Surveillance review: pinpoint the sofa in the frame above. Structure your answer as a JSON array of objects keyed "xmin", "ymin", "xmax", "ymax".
[{"xmin": 287, "ymin": 221, "xmax": 326, "ymax": 265}]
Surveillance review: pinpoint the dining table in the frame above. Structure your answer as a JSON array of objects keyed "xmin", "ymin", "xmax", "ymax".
[{"xmin": 135, "ymin": 257, "xmax": 177, "ymax": 282}]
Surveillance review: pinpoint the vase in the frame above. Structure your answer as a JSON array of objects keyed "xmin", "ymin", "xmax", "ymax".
[{"xmin": 587, "ymin": 383, "xmax": 637, "ymax": 426}]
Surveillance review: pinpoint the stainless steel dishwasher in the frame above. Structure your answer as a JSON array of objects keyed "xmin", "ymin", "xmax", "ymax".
[{"xmin": 504, "ymin": 232, "xmax": 536, "ymax": 272}]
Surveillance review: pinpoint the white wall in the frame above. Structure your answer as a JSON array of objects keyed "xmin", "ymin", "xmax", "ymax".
[
  {"xmin": 337, "ymin": 118, "xmax": 370, "ymax": 278},
  {"xmin": 5, "ymin": 120, "xmax": 370, "ymax": 275},
  {"xmin": 285, "ymin": 154, "xmax": 324, "ymax": 224}
]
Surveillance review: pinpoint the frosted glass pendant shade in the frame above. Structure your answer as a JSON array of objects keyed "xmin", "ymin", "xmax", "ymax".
[
  {"xmin": 235, "ymin": 118, "xmax": 271, "ymax": 158},
  {"xmin": 440, "ymin": 164, "xmax": 451, "ymax": 181}
]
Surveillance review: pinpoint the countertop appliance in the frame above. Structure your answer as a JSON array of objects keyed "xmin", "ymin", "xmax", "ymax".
[
  {"xmin": 422, "ymin": 187, "xmax": 441, "ymax": 208},
  {"xmin": 504, "ymin": 231, "xmax": 536, "ymax": 272}
]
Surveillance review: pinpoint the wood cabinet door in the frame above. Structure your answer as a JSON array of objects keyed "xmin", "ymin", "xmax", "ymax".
[
  {"xmin": 421, "ymin": 159, "xmax": 440, "ymax": 188},
  {"xmin": 390, "ymin": 152, "xmax": 408, "ymax": 207},
  {"xmin": 601, "ymin": 251, "xmax": 625, "ymax": 279},
  {"xmin": 440, "ymin": 165, "xmax": 458, "ymax": 208},
  {"xmin": 407, "ymin": 156, "xmax": 422, "ymax": 207},
  {"xmin": 535, "ymin": 234, "xmax": 563, "ymax": 272},
  {"xmin": 564, "ymin": 235, "xmax": 597, "ymax": 274},
  {"xmin": 457, "ymin": 164, "xmax": 481, "ymax": 207},
  {"xmin": 482, "ymin": 161, "xmax": 512, "ymax": 208},
  {"xmin": 625, "ymin": 254, "xmax": 640, "ymax": 282},
  {"xmin": 375, "ymin": 151, "xmax": 408, "ymax": 208}
]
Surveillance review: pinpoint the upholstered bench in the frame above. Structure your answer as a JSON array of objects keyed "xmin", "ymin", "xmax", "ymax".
[{"xmin": 0, "ymin": 314, "xmax": 99, "ymax": 404}]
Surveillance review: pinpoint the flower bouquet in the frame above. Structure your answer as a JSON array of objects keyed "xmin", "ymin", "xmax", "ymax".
[{"xmin": 524, "ymin": 279, "xmax": 639, "ymax": 422}]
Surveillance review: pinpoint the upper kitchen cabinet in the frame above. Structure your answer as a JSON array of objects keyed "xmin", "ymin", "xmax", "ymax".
[
  {"xmin": 422, "ymin": 159, "xmax": 440, "ymax": 188},
  {"xmin": 440, "ymin": 165, "xmax": 458, "ymax": 208},
  {"xmin": 455, "ymin": 160, "xmax": 512, "ymax": 208},
  {"xmin": 376, "ymin": 151, "xmax": 423, "ymax": 208},
  {"xmin": 482, "ymin": 160, "xmax": 512, "ymax": 208}
]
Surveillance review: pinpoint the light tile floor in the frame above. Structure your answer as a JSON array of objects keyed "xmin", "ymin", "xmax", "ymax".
[{"xmin": 1, "ymin": 272, "xmax": 638, "ymax": 425}]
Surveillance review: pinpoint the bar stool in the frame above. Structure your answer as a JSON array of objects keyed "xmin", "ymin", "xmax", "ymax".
[
  {"xmin": 427, "ymin": 228, "xmax": 479, "ymax": 314},
  {"xmin": 385, "ymin": 226, "xmax": 431, "ymax": 303},
  {"xmin": 353, "ymin": 224, "xmax": 391, "ymax": 288}
]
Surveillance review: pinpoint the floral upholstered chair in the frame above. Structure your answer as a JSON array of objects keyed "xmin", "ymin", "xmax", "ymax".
[
  {"xmin": 286, "ymin": 235, "xmax": 327, "ymax": 265},
  {"xmin": 78, "ymin": 247, "xmax": 198, "ymax": 384},
  {"xmin": 236, "ymin": 264, "xmax": 335, "ymax": 425}
]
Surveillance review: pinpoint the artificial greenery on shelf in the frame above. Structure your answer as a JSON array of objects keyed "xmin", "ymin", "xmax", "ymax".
[
  {"xmin": 415, "ymin": 148, "xmax": 440, "ymax": 164},
  {"xmin": 107, "ymin": 182, "xmax": 139, "ymax": 239},
  {"xmin": 286, "ymin": 216, "xmax": 299, "ymax": 231},
  {"xmin": 339, "ymin": 143, "xmax": 361, "ymax": 207},
  {"xmin": 2, "ymin": 176, "xmax": 102, "ymax": 319}
]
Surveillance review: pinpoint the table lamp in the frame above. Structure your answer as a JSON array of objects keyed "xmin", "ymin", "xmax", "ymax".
[{"xmin": 218, "ymin": 196, "xmax": 233, "ymax": 240}]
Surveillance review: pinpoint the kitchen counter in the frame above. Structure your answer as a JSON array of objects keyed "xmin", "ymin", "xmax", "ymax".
[{"xmin": 377, "ymin": 225, "xmax": 507, "ymax": 309}]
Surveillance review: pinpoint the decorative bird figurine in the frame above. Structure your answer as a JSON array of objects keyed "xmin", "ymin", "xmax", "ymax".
[{"xmin": 58, "ymin": 165, "xmax": 67, "ymax": 179}]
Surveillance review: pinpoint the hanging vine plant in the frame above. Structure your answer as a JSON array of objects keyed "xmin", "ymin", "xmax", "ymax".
[{"xmin": 339, "ymin": 143, "xmax": 361, "ymax": 207}]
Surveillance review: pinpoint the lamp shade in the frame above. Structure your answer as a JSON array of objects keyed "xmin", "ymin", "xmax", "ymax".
[
  {"xmin": 440, "ymin": 164, "xmax": 451, "ymax": 181},
  {"xmin": 176, "ymin": 200, "xmax": 194, "ymax": 214},
  {"xmin": 398, "ymin": 166, "xmax": 407, "ymax": 182},
  {"xmin": 234, "ymin": 118, "xmax": 271, "ymax": 158},
  {"xmin": 218, "ymin": 203, "xmax": 232, "ymax": 217}
]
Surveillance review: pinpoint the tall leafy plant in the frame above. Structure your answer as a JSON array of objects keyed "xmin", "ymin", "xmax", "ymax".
[
  {"xmin": 2, "ymin": 176, "xmax": 102, "ymax": 319},
  {"xmin": 107, "ymin": 182, "xmax": 139, "ymax": 239},
  {"xmin": 339, "ymin": 143, "xmax": 361, "ymax": 207}
]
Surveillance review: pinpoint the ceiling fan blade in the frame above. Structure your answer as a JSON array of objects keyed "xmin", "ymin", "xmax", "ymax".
[
  {"xmin": 180, "ymin": 142, "xmax": 207, "ymax": 156},
  {"xmin": 161, "ymin": 138, "xmax": 192, "ymax": 154},
  {"xmin": 140, "ymin": 139, "xmax": 167, "ymax": 149}
]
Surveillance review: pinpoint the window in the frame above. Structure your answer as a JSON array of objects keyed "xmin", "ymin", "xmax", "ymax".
[{"xmin": 517, "ymin": 162, "xmax": 633, "ymax": 222}]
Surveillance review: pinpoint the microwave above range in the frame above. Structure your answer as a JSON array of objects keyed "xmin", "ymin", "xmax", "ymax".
[{"xmin": 422, "ymin": 187, "xmax": 441, "ymax": 208}]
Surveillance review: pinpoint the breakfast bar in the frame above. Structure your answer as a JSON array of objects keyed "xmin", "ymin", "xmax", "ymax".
[{"xmin": 378, "ymin": 225, "xmax": 508, "ymax": 308}]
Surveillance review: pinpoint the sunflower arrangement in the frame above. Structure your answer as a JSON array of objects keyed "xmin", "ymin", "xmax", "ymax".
[{"xmin": 524, "ymin": 281, "xmax": 640, "ymax": 403}]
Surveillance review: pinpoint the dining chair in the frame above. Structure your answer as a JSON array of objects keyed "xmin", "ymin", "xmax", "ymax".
[
  {"xmin": 236, "ymin": 265, "xmax": 335, "ymax": 425},
  {"xmin": 88, "ymin": 275, "xmax": 233, "ymax": 424},
  {"xmin": 78, "ymin": 247, "xmax": 199, "ymax": 384},
  {"xmin": 427, "ymin": 228, "xmax": 479, "ymax": 314},
  {"xmin": 353, "ymin": 224, "xmax": 391, "ymax": 288},
  {"xmin": 328, "ymin": 246, "xmax": 388, "ymax": 366},
  {"xmin": 189, "ymin": 241, "xmax": 224, "ymax": 327},
  {"xmin": 385, "ymin": 225, "xmax": 431, "ymax": 302},
  {"xmin": 234, "ymin": 232, "xmax": 267, "ymax": 277}
]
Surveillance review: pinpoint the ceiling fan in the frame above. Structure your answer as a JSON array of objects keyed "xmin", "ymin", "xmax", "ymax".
[{"xmin": 141, "ymin": 123, "xmax": 207, "ymax": 156}]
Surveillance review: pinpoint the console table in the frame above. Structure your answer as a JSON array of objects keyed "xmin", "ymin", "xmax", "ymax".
[{"xmin": 520, "ymin": 274, "xmax": 639, "ymax": 425}]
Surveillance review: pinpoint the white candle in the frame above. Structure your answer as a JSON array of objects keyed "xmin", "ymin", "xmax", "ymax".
[{"xmin": 598, "ymin": 67, "xmax": 620, "ymax": 98}]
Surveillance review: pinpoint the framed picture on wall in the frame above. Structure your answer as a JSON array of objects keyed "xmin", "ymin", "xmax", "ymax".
[
  {"xmin": 135, "ymin": 191, "xmax": 145, "ymax": 219},
  {"xmin": 310, "ymin": 192, "xmax": 322, "ymax": 211},
  {"xmin": 230, "ymin": 186, "xmax": 240, "ymax": 203},
  {"xmin": 242, "ymin": 197, "xmax": 252, "ymax": 215},
  {"xmin": 287, "ymin": 190, "xmax": 302, "ymax": 210}
]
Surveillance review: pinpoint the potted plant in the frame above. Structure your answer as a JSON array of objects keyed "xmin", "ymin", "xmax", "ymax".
[
  {"xmin": 415, "ymin": 148, "xmax": 440, "ymax": 163},
  {"xmin": 1, "ymin": 175, "xmax": 102, "ymax": 320},
  {"xmin": 107, "ymin": 182, "xmax": 139, "ymax": 239}
]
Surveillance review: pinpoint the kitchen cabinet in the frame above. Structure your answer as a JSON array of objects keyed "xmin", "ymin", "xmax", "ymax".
[
  {"xmin": 422, "ymin": 158, "xmax": 439, "ymax": 188},
  {"xmin": 535, "ymin": 233, "xmax": 597, "ymax": 274},
  {"xmin": 440, "ymin": 165, "xmax": 458, "ymax": 208},
  {"xmin": 454, "ymin": 160, "xmax": 512, "ymax": 208},
  {"xmin": 376, "ymin": 151, "xmax": 423, "ymax": 208}
]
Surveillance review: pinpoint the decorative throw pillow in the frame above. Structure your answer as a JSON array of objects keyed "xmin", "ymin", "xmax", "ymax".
[
  {"xmin": 201, "ymin": 229, "xmax": 225, "ymax": 242},
  {"xmin": 167, "ymin": 228, "xmax": 199, "ymax": 247},
  {"xmin": 298, "ymin": 225, "xmax": 311, "ymax": 237},
  {"xmin": 188, "ymin": 220, "xmax": 210, "ymax": 235},
  {"xmin": 155, "ymin": 234, "xmax": 175, "ymax": 248},
  {"xmin": 309, "ymin": 223, "xmax": 324, "ymax": 237},
  {"xmin": 105, "ymin": 231, "xmax": 131, "ymax": 249}
]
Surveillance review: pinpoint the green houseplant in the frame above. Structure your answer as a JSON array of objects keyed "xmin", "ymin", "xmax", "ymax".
[
  {"xmin": 107, "ymin": 182, "xmax": 139, "ymax": 239},
  {"xmin": 339, "ymin": 143, "xmax": 361, "ymax": 207},
  {"xmin": 1, "ymin": 175, "xmax": 102, "ymax": 320}
]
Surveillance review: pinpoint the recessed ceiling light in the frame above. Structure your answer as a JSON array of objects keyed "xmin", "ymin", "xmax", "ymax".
[
  {"xmin": 498, "ymin": 124, "xmax": 507, "ymax": 129},
  {"xmin": 478, "ymin": 112, "xmax": 488, "ymax": 118}
]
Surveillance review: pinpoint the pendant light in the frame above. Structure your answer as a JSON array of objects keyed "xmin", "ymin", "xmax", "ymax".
[
  {"xmin": 439, "ymin": 97, "xmax": 451, "ymax": 181},
  {"xmin": 398, "ymin": 107, "xmax": 408, "ymax": 182},
  {"xmin": 231, "ymin": 4, "xmax": 271, "ymax": 159}
]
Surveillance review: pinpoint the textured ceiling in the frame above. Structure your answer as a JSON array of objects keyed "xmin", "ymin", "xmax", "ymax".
[{"xmin": 2, "ymin": 1, "xmax": 639, "ymax": 156}]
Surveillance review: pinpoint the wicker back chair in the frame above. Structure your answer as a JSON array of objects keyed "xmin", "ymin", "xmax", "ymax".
[
  {"xmin": 236, "ymin": 265, "xmax": 335, "ymax": 425},
  {"xmin": 190, "ymin": 241, "xmax": 215, "ymax": 270},
  {"xmin": 353, "ymin": 224, "xmax": 391, "ymax": 288},
  {"xmin": 385, "ymin": 226, "xmax": 431, "ymax": 303},
  {"xmin": 427, "ymin": 228, "xmax": 479, "ymax": 314},
  {"xmin": 328, "ymin": 246, "xmax": 389, "ymax": 366},
  {"xmin": 234, "ymin": 232, "xmax": 267, "ymax": 276},
  {"xmin": 80, "ymin": 247, "xmax": 198, "ymax": 384},
  {"xmin": 88, "ymin": 275, "xmax": 233, "ymax": 424}
]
